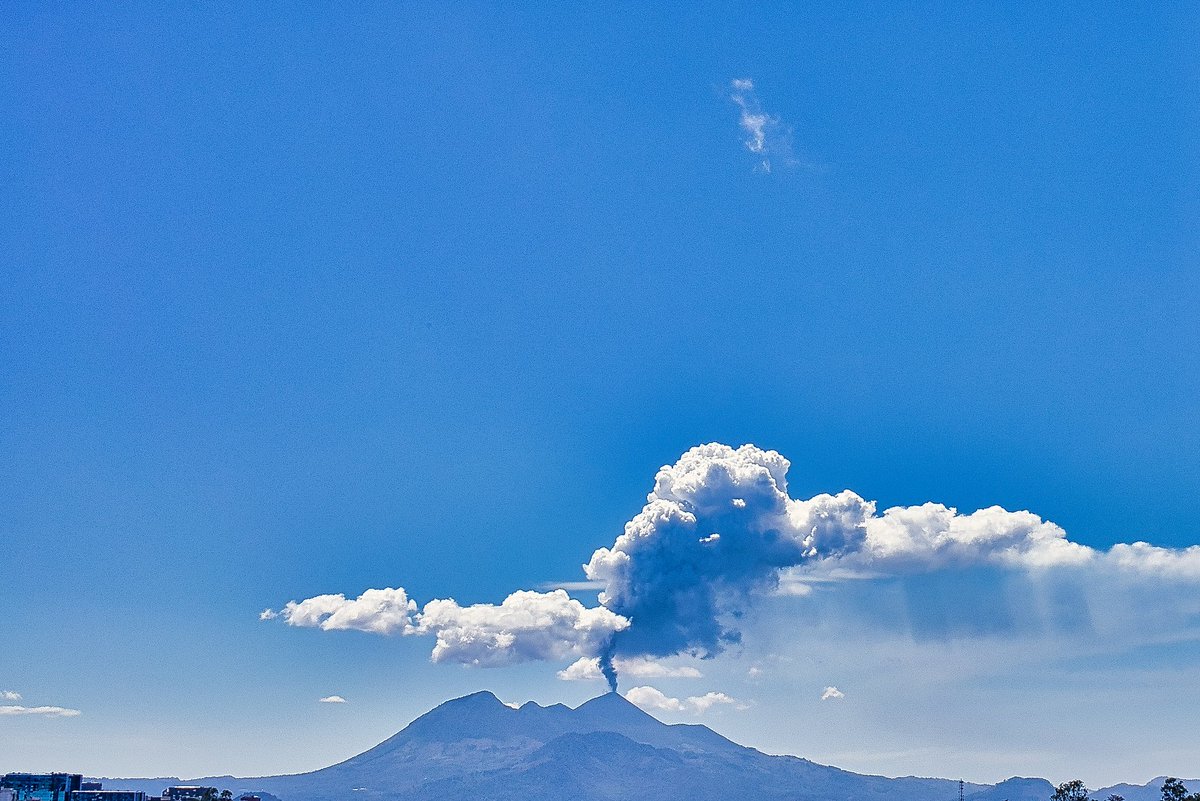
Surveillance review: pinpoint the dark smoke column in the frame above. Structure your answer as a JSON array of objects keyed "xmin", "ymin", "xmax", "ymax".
[{"xmin": 598, "ymin": 646, "xmax": 618, "ymax": 692}]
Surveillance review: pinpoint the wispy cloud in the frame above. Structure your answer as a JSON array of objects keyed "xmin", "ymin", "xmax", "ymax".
[
  {"xmin": 821, "ymin": 686, "xmax": 846, "ymax": 701},
  {"xmin": 537, "ymin": 580, "xmax": 605, "ymax": 592},
  {"xmin": 0, "ymin": 705, "xmax": 81, "ymax": 717},
  {"xmin": 729, "ymin": 78, "xmax": 793, "ymax": 173},
  {"xmin": 318, "ymin": 695, "xmax": 347, "ymax": 704},
  {"xmin": 624, "ymin": 686, "xmax": 743, "ymax": 714},
  {"xmin": 1, "ymin": 690, "xmax": 21, "ymax": 701}
]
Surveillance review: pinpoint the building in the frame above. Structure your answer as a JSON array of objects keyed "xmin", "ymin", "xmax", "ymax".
[
  {"xmin": 1, "ymin": 775, "xmax": 83, "ymax": 801},
  {"xmin": 2, "ymin": 788, "xmax": 16, "ymax": 801},
  {"xmin": 69, "ymin": 792, "xmax": 146, "ymax": 801},
  {"xmin": 79, "ymin": 786, "xmax": 101, "ymax": 793},
  {"xmin": 161, "ymin": 788, "xmax": 217, "ymax": 801}
]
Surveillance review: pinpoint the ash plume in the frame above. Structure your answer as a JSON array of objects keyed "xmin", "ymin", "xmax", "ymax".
[
  {"xmin": 597, "ymin": 645, "xmax": 619, "ymax": 692},
  {"xmin": 269, "ymin": 442, "xmax": 1200, "ymax": 682}
]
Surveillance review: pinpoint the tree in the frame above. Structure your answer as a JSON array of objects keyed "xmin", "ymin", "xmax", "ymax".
[
  {"xmin": 1108, "ymin": 795, "xmax": 1125, "ymax": 801},
  {"xmin": 1161, "ymin": 779, "xmax": 1200, "ymax": 801},
  {"xmin": 1052, "ymin": 780, "xmax": 1092, "ymax": 801}
]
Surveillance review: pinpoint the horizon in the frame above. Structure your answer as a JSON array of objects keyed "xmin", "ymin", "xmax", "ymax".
[
  {"xmin": 10, "ymin": 688, "xmax": 1199, "ymax": 790},
  {"xmin": 3, "ymin": 0, "xmax": 1198, "ymax": 791},
  {"xmin": 29, "ymin": 689, "xmax": 1200, "ymax": 798}
]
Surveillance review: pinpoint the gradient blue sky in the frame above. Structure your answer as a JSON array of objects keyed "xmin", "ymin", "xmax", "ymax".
[{"xmin": 3, "ymin": 0, "xmax": 1198, "ymax": 788}]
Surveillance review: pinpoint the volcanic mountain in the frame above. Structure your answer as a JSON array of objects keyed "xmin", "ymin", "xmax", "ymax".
[{"xmin": 96, "ymin": 692, "xmax": 1192, "ymax": 801}]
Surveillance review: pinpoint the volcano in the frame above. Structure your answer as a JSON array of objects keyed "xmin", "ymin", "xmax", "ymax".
[{"xmin": 94, "ymin": 692, "xmax": 1189, "ymax": 801}]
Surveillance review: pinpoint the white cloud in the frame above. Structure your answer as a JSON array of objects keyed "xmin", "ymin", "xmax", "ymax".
[
  {"xmin": 259, "ymin": 608, "xmax": 279, "ymax": 621},
  {"xmin": 278, "ymin": 587, "xmax": 418, "ymax": 635},
  {"xmin": 272, "ymin": 585, "xmax": 628, "ymax": 669},
  {"xmin": 1105, "ymin": 541, "xmax": 1200, "ymax": 578},
  {"xmin": 821, "ymin": 686, "xmax": 846, "ymax": 701},
  {"xmin": 624, "ymin": 686, "xmax": 741, "ymax": 714},
  {"xmin": 419, "ymin": 589, "xmax": 628, "ymax": 667},
  {"xmin": 1, "ymin": 690, "xmax": 21, "ymax": 701},
  {"xmin": 318, "ymin": 695, "xmax": 347, "ymax": 704},
  {"xmin": 689, "ymin": 691, "xmax": 743, "ymax": 713},
  {"xmin": 556, "ymin": 656, "xmax": 702, "ymax": 681},
  {"xmin": 0, "ymin": 705, "xmax": 81, "ymax": 717}
]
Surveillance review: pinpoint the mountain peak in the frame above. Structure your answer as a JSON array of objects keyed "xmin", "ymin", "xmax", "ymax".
[
  {"xmin": 447, "ymin": 689, "xmax": 505, "ymax": 707},
  {"xmin": 577, "ymin": 690, "xmax": 631, "ymax": 706},
  {"xmin": 384, "ymin": 690, "xmax": 515, "ymax": 744},
  {"xmin": 571, "ymin": 691, "xmax": 671, "ymax": 729}
]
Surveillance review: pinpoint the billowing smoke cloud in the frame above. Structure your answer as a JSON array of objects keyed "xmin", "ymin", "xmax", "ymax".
[
  {"xmin": 268, "ymin": 443, "xmax": 1200, "ymax": 689},
  {"xmin": 582, "ymin": 443, "xmax": 1195, "ymax": 666}
]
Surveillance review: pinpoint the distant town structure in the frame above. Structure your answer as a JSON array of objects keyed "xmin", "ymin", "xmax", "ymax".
[
  {"xmin": 162, "ymin": 788, "xmax": 218, "ymax": 801},
  {"xmin": 70, "ymin": 791, "xmax": 146, "ymax": 801},
  {"xmin": 1, "ymin": 774, "xmax": 83, "ymax": 801},
  {"xmin": 1, "ymin": 775, "xmax": 250, "ymax": 801}
]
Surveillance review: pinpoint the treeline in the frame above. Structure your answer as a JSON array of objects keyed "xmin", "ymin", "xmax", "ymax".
[{"xmin": 1051, "ymin": 778, "xmax": 1200, "ymax": 801}]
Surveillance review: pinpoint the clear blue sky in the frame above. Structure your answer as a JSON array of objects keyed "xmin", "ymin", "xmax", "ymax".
[{"xmin": 2, "ymin": 0, "xmax": 1197, "ymax": 788}]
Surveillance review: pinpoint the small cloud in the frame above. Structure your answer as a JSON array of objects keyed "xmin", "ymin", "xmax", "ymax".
[
  {"xmin": 0, "ymin": 705, "xmax": 81, "ymax": 717},
  {"xmin": 1, "ymin": 690, "xmax": 21, "ymax": 701},
  {"xmin": 624, "ymin": 686, "xmax": 742, "ymax": 714},
  {"xmin": 747, "ymin": 667, "xmax": 763, "ymax": 678},
  {"xmin": 318, "ymin": 695, "xmax": 347, "ymax": 704},
  {"xmin": 259, "ymin": 609, "xmax": 279, "ymax": 621},
  {"xmin": 557, "ymin": 656, "xmax": 702, "ymax": 681},
  {"xmin": 557, "ymin": 657, "xmax": 602, "ymax": 681},
  {"xmin": 729, "ymin": 78, "xmax": 794, "ymax": 173},
  {"xmin": 821, "ymin": 686, "xmax": 845, "ymax": 701}
]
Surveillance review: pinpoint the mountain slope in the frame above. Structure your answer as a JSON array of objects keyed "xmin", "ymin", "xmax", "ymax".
[
  {"xmin": 216, "ymin": 691, "xmax": 976, "ymax": 801},
  {"xmin": 1095, "ymin": 778, "xmax": 1200, "ymax": 801},
  {"xmin": 108, "ymin": 691, "xmax": 1176, "ymax": 801}
]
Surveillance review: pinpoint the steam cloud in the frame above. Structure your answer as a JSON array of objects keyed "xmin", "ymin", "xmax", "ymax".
[{"xmin": 268, "ymin": 443, "xmax": 1200, "ymax": 690}]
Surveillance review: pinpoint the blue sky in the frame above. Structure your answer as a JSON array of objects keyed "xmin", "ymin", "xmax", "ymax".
[{"xmin": 2, "ymin": 0, "xmax": 1198, "ymax": 788}]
